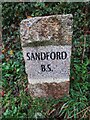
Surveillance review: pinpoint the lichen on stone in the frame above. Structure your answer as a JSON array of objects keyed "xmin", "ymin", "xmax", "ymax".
[{"xmin": 20, "ymin": 14, "xmax": 73, "ymax": 47}]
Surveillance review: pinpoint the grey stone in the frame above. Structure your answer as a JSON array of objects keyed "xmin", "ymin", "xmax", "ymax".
[
  {"xmin": 20, "ymin": 14, "xmax": 73, "ymax": 47},
  {"xmin": 22, "ymin": 45, "xmax": 71, "ymax": 84},
  {"xmin": 20, "ymin": 14, "xmax": 73, "ymax": 98},
  {"xmin": 28, "ymin": 81, "xmax": 70, "ymax": 98}
]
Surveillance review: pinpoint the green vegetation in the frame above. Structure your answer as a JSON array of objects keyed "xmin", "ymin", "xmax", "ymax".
[{"xmin": 2, "ymin": 2, "xmax": 90, "ymax": 120}]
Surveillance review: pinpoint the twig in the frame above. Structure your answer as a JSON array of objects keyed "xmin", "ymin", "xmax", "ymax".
[
  {"xmin": 81, "ymin": 3, "xmax": 88, "ymax": 63},
  {"xmin": 67, "ymin": 106, "xmax": 90, "ymax": 119},
  {"xmin": 82, "ymin": 34, "xmax": 86, "ymax": 64}
]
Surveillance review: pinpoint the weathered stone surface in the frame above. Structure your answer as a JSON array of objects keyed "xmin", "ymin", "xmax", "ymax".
[
  {"xmin": 22, "ymin": 45, "xmax": 71, "ymax": 84},
  {"xmin": 20, "ymin": 14, "xmax": 73, "ymax": 98},
  {"xmin": 28, "ymin": 81, "xmax": 69, "ymax": 98},
  {"xmin": 20, "ymin": 14, "xmax": 73, "ymax": 47}
]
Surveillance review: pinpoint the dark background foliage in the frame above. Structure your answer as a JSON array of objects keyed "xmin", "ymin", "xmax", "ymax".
[{"xmin": 1, "ymin": 2, "xmax": 90, "ymax": 119}]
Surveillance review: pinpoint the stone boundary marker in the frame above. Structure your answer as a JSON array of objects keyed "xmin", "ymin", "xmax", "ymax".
[{"xmin": 20, "ymin": 14, "xmax": 73, "ymax": 98}]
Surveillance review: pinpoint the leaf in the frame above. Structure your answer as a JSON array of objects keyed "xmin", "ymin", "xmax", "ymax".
[
  {"xmin": 9, "ymin": 50, "xmax": 14, "ymax": 55},
  {"xmin": 27, "ymin": 16, "xmax": 32, "ymax": 19}
]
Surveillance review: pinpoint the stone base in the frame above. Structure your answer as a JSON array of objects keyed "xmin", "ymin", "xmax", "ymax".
[{"xmin": 28, "ymin": 81, "xmax": 69, "ymax": 99}]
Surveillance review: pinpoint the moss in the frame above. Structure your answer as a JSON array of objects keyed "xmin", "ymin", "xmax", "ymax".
[{"xmin": 23, "ymin": 40, "xmax": 70, "ymax": 47}]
